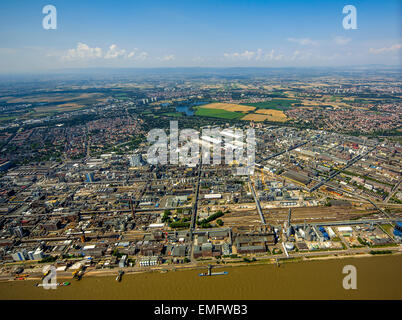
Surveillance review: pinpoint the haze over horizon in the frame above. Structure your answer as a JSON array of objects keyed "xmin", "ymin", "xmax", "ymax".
[{"xmin": 0, "ymin": 0, "xmax": 401, "ymax": 73}]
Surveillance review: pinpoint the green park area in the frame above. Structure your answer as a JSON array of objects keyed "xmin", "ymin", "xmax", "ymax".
[{"xmin": 195, "ymin": 107, "xmax": 244, "ymax": 120}]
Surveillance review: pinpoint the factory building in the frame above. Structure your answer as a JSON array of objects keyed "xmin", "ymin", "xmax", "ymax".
[
  {"xmin": 234, "ymin": 234, "xmax": 275, "ymax": 254},
  {"xmin": 297, "ymin": 224, "xmax": 317, "ymax": 241},
  {"xmin": 139, "ymin": 256, "xmax": 161, "ymax": 267},
  {"xmin": 282, "ymin": 170, "xmax": 311, "ymax": 186},
  {"xmin": 27, "ymin": 248, "xmax": 44, "ymax": 260},
  {"xmin": 85, "ymin": 172, "xmax": 95, "ymax": 183},
  {"xmin": 394, "ymin": 222, "xmax": 402, "ymax": 241},
  {"xmin": 119, "ymin": 255, "xmax": 127, "ymax": 268},
  {"xmin": 129, "ymin": 154, "xmax": 144, "ymax": 167},
  {"xmin": 193, "ymin": 243, "xmax": 222, "ymax": 258},
  {"xmin": 11, "ymin": 250, "xmax": 28, "ymax": 261},
  {"xmin": 204, "ymin": 194, "xmax": 222, "ymax": 199}
]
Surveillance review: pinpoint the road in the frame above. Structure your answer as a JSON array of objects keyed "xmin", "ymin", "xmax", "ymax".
[
  {"xmin": 309, "ymin": 145, "xmax": 378, "ymax": 192},
  {"xmin": 263, "ymin": 141, "xmax": 308, "ymax": 161},
  {"xmin": 189, "ymin": 161, "xmax": 203, "ymax": 262},
  {"xmin": 248, "ymin": 178, "xmax": 266, "ymax": 225},
  {"xmin": 385, "ymin": 177, "xmax": 402, "ymax": 203}
]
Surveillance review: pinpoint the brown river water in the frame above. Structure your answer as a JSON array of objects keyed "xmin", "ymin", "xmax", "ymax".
[{"xmin": 0, "ymin": 255, "xmax": 401, "ymax": 300}]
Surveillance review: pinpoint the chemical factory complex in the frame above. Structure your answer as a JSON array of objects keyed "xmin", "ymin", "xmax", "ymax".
[
  {"xmin": 0, "ymin": 67, "xmax": 401, "ymax": 283},
  {"xmin": 0, "ymin": 123, "xmax": 401, "ymax": 281}
]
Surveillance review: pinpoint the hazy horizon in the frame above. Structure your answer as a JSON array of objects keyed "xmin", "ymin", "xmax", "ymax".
[{"xmin": 0, "ymin": 0, "xmax": 401, "ymax": 74}]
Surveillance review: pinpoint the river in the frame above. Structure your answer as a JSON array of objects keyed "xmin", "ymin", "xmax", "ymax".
[{"xmin": 0, "ymin": 255, "xmax": 401, "ymax": 300}]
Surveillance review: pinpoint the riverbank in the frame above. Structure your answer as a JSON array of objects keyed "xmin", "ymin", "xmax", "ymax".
[
  {"xmin": 0, "ymin": 254, "xmax": 401, "ymax": 299},
  {"xmin": 0, "ymin": 251, "xmax": 400, "ymax": 283}
]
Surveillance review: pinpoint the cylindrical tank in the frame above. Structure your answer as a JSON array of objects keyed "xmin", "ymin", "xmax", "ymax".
[{"xmin": 285, "ymin": 242, "xmax": 295, "ymax": 250}]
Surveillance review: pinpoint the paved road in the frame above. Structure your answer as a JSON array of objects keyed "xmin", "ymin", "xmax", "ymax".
[
  {"xmin": 385, "ymin": 178, "xmax": 402, "ymax": 203},
  {"xmin": 248, "ymin": 178, "xmax": 266, "ymax": 225},
  {"xmin": 309, "ymin": 145, "xmax": 378, "ymax": 192},
  {"xmin": 189, "ymin": 161, "xmax": 202, "ymax": 262}
]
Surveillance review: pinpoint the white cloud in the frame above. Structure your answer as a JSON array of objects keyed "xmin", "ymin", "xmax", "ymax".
[
  {"xmin": 334, "ymin": 36, "xmax": 352, "ymax": 45},
  {"xmin": 224, "ymin": 49, "xmax": 283, "ymax": 61},
  {"xmin": 62, "ymin": 43, "xmax": 148, "ymax": 61},
  {"xmin": 264, "ymin": 49, "xmax": 283, "ymax": 61},
  {"xmin": 192, "ymin": 56, "xmax": 204, "ymax": 63},
  {"xmin": 287, "ymin": 38, "xmax": 318, "ymax": 46},
  {"xmin": 0, "ymin": 48, "xmax": 18, "ymax": 54},
  {"xmin": 127, "ymin": 49, "xmax": 148, "ymax": 60},
  {"xmin": 224, "ymin": 50, "xmax": 256, "ymax": 60},
  {"xmin": 291, "ymin": 50, "xmax": 300, "ymax": 61},
  {"xmin": 158, "ymin": 54, "xmax": 175, "ymax": 61},
  {"xmin": 242, "ymin": 50, "xmax": 255, "ymax": 60},
  {"xmin": 104, "ymin": 44, "xmax": 126, "ymax": 59},
  {"xmin": 62, "ymin": 42, "xmax": 102, "ymax": 61},
  {"xmin": 255, "ymin": 48, "xmax": 263, "ymax": 60},
  {"xmin": 369, "ymin": 43, "xmax": 402, "ymax": 54},
  {"xmin": 290, "ymin": 50, "xmax": 313, "ymax": 61},
  {"xmin": 223, "ymin": 50, "xmax": 257, "ymax": 60}
]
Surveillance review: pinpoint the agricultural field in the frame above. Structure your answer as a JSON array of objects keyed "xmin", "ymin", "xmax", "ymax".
[
  {"xmin": 34, "ymin": 102, "xmax": 87, "ymax": 113},
  {"xmin": 240, "ymin": 114, "xmax": 272, "ymax": 122},
  {"xmin": 199, "ymin": 102, "xmax": 256, "ymax": 113},
  {"xmin": 254, "ymin": 109, "xmax": 288, "ymax": 122},
  {"xmin": 163, "ymin": 112, "xmax": 182, "ymax": 117},
  {"xmin": 0, "ymin": 92, "xmax": 110, "ymax": 123},
  {"xmin": 0, "ymin": 92, "xmax": 104, "ymax": 104},
  {"xmin": 241, "ymin": 99, "xmax": 301, "ymax": 111},
  {"xmin": 195, "ymin": 106, "xmax": 244, "ymax": 120},
  {"xmin": 299, "ymin": 99, "xmax": 351, "ymax": 108},
  {"xmin": 194, "ymin": 102, "xmax": 290, "ymax": 122}
]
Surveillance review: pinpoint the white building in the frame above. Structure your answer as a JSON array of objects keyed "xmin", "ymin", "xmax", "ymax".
[
  {"xmin": 337, "ymin": 226, "xmax": 353, "ymax": 233},
  {"xmin": 139, "ymin": 256, "xmax": 160, "ymax": 267},
  {"xmin": 11, "ymin": 250, "xmax": 28, "ymax": 261},
  {"xmin": 204, "ymin": 193, "xmax": 222, "ymax": 199}
]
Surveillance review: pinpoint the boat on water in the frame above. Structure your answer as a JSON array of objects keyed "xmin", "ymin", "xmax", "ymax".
[
  {"xmin": 116, "ymin": 270, "xmax": 124, "ymax": 282},
  {"xmin": 199, "ymin": 271, "xmax": 228, "ymax": 276},
  {"xmin": 35, "ymin": 281, "xmax": 70, "ymax": 287},
  {"xmin": 198, "ymin": 265, "xmax": 228, "ymax": 277}
]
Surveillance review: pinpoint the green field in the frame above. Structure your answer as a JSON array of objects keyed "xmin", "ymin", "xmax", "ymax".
[
  {"xmin": 195, "ymin": 107, "xmax": 244, "ymax": 119},
  {"xmin": 241, "ymin": 99, "xmax": 301, "ymax": 111},
  {"xmin": 163, "ymin": 112, "xmax": 182, "ymax": 117},
  {"xmin": 0, "ymin": 116, "xmax": 18, "ymax": 123}
]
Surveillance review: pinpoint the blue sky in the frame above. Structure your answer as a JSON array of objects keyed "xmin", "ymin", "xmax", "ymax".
[{"xmin": 0, "ymin": 0, "xmax": 400, "ymax": 73}]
